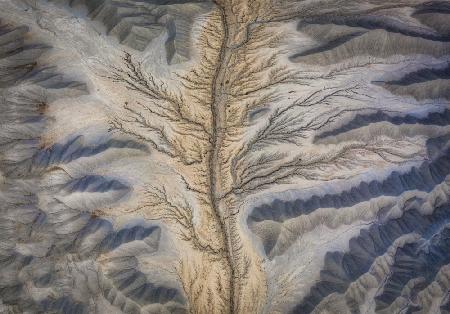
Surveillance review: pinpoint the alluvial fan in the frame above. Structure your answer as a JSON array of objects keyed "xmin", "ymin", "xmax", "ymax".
[{"xmin": 0, "ymin": 0, "xmax": 449, "ymax": 313}]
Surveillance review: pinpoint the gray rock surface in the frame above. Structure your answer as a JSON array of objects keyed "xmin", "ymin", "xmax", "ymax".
[
  {"xmin": 0, "ymin": 0, "xmax": 449, "ymax": 313},
  {"xmin": 50, "ymin": 0, "xmax": 213, "ymax": 63}
]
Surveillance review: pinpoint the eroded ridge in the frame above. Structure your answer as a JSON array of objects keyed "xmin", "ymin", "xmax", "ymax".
[
  {"xmin": 0, "ymin": 0, "xmax": 449, "ymax": 313},
  {"xmin": 0, "ymin": 18, "xmax": 185, "ymax": 314},
  {"xmin": 49, "ymin": 0, "xmax": 214, "ymax": 63}
]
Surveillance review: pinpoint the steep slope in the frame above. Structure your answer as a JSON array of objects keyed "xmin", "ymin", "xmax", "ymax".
[
  {"xmin": 0, "ymin": 0, "xmax": 449, "ymax": 313},
  {"xmin": 50, "ymin": 0, "xmax": 213, "ymax": 63}
]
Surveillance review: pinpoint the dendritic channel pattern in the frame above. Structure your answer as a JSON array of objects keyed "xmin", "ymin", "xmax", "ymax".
[{"xmin": 0, "ymin": 0, "xmax": 449, "ymax": 313}]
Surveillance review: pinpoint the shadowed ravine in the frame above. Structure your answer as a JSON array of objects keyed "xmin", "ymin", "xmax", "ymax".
[{"xmin": 0, "ymin": 0, "xmax": 449, "ymax": 313}]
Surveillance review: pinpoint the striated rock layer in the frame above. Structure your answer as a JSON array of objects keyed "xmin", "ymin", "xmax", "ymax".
[{"xmin": 0, "ymin": 0, "xmax": 449, "ymax": 313}]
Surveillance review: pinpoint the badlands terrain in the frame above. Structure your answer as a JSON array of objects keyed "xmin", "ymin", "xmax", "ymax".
[{"xmin": 0, "ymin": 0, "xmax": 449, "ymax": 313}]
